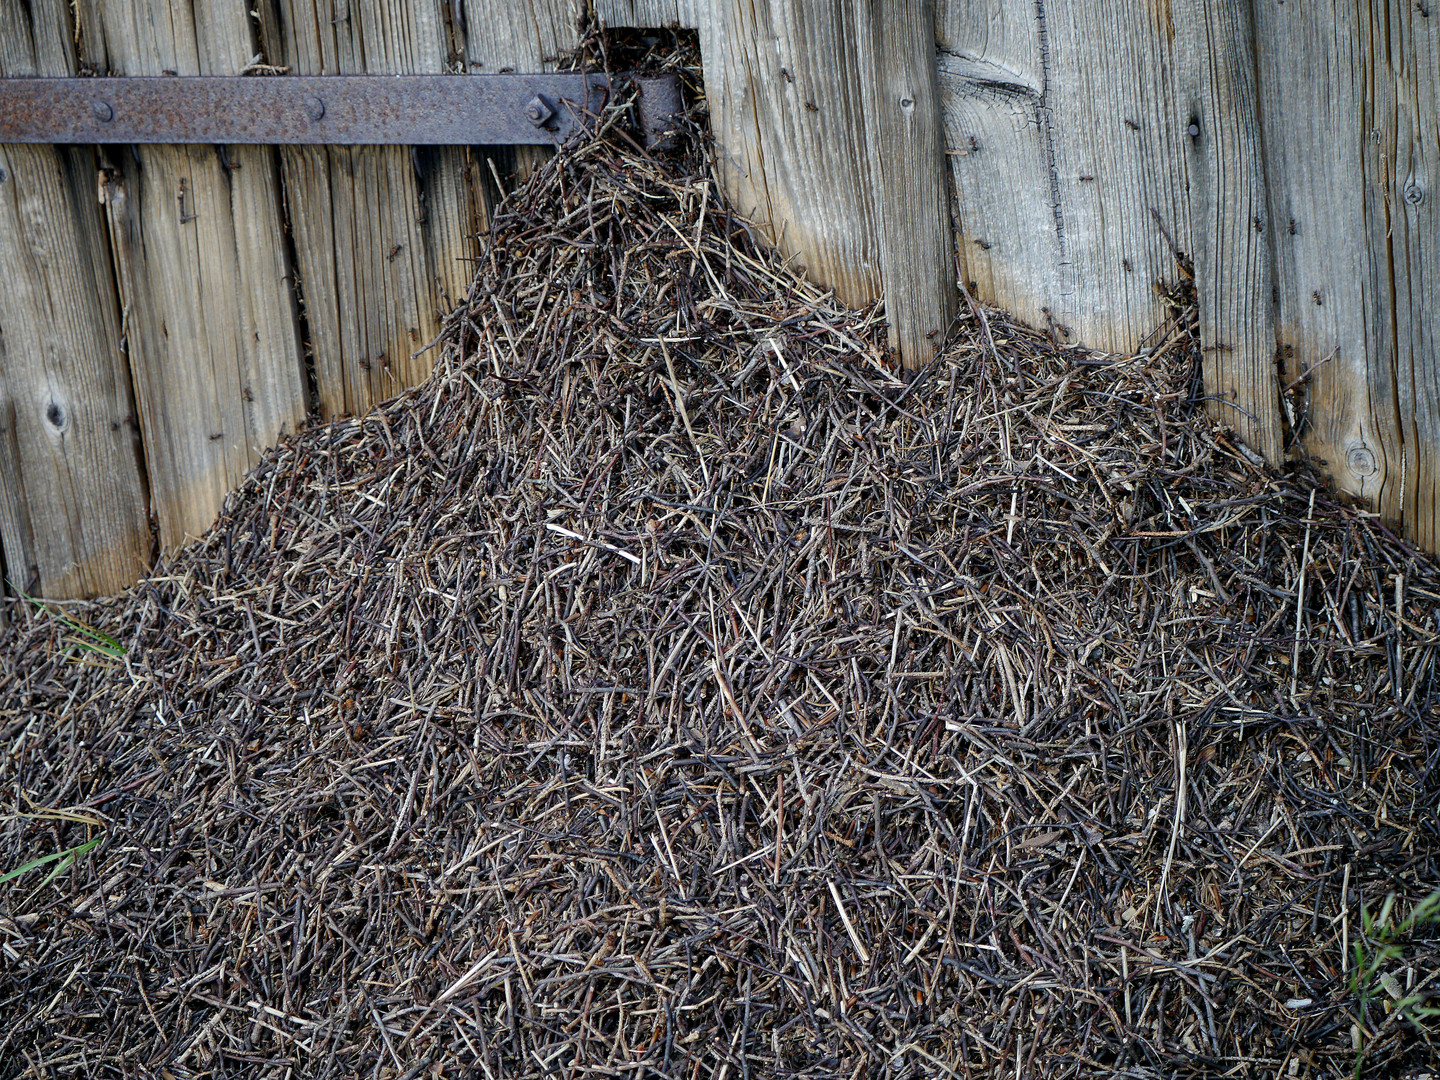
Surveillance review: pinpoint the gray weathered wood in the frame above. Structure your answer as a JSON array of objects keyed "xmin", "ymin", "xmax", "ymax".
[
  {"xmin": 610, "ymin": 0, "xmax": 955, "ymax": 369},
  {"xmin": 701, "ymin": 1, "xmax": 882, "ymax": 310},
  {"xmin": 1175, "ymin": 0, "xmax": 1281, "ymax": 463},
  {"xmin": 1251, "ymin": 3, "xmax": 1395, "ymax": 515},
  {"xmin": 1384, "ymin": 6, "xmax": 1440, "ymax": 549},
  {"xmin": 617, "ymin": 0, "xmax": 885, "ymax": 311},
  {"xmin": 81, "ymin": 0, "xmax": 306, "ymax": 555},
  {"xmin": 594, "ymin": 0, "xmax": 700, "ymax": 28},
  {"xmin": 462, "ymin": 0, "xmax": 582, "ymax": 70},
  {"xmin": 1, "ymin": 0, "xmax": 1434, "ymax": 569},
  {"xmin": 0, "ymin": 0, "xmax": 72, "ymax": 76},
  {"xmin": 700, "ymin": 0, "xmax": 957, "ymax": 369},
  {"xmin": 262, "ymin": 0, "xmax": 483, "ymax": 420},
  {"xmin": 939, "ymin": 1, "xmax": 1191, "ymax": 353},
  {"xmin": 857, "ymin": 2, "xmax": 957, "ymax": 366},
  {"xmin": 0, "ymin": 0, "xmax": 150, "ymax": 599}
]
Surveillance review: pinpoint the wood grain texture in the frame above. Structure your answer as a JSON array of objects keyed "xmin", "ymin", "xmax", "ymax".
[
  {"xmin": 857, "ymin": 2, "xmax": 957, "ymax": 366},
  {"xmin": 0, "ymin": 0, "xmax": 150, "ymax": 599},
  {"xmin": 1251, "ymin": 2, "xmax": 1393, "ymax": 514},
  {"xmin": 593, "ymin": 0, "xmax": 701, "ymax": 29},
  {"xmin": 262, "ymin": 0, "xmax": 483, "ymax": 420},
  {"xmin": 0, "ymin": 0, "xmax": 73, "ymax": 76},
  {"xmin": 79, "ymin": 0, "xmax": 306, "ymax": 555},
  {"xmin": 1174, "ymin": 0, "xmax": 1281, "ymax": 463},
  {"xmin": 939, "ymin": 0, "xmax": 1191, "ymax": 353},
  {"xmin": 462, "ymin": 0, "xmax": 582, "ymax": 69},
  {"xmin": 608, "ymin": 0, "xmax": 953, "ymax": 367},
  {"xmin": 702, "ymin": 0, "xmax": 882, "ymax": 309},
  {"xmin": 1383, "ymin": 4, "xmax": 1440, "ymax": 549}
]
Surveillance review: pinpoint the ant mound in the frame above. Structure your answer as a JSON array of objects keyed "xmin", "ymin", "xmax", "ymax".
[{"xmin": 3, "ymin": 126, "xmax": 1438, "ymax": 1079}]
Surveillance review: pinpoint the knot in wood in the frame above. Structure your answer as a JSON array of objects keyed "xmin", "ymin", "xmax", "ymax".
[
  {"xmin": 1346, "ymin": 444, "xmax": 1378, "ymax": 477},
  {"xmin": 44, "ymin": 400, "xmax": 66, "ymax": 434}
]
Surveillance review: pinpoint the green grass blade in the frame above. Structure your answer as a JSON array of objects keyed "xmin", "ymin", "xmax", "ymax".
[
  {"xmin": 40, "ymin": 852, "xmax": 76, "ymax": 886},
  {"xmin": 0, "ymin": 837, "xmax": 101, "ymax": 885},
  {"xmin": 11, "ymin": 584, "xmax": 126, "ymax": 658}
]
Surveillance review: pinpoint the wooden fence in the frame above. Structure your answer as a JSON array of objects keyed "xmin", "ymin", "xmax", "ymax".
[{"xmin": 3, "ymin": 0, "xmax": 1438, "ymax": 602}]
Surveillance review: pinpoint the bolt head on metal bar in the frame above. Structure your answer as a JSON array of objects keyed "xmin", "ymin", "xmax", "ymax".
[{"xmin": 0, "ymin": 73, "xmax": 682, "ymax": 148}]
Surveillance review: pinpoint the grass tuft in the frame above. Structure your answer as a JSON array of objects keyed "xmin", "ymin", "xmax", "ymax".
[{"xmin": 1351, "ymin": 888, "xmax": 1440, "ymax": 1077}]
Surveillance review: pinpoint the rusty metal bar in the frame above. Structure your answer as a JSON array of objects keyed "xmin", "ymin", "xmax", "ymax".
[{"xmin": 0, "ymin": 73, "xmax": 682, "ymax": 147}]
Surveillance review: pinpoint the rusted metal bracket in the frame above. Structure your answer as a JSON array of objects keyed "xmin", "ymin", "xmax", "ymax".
[{"xmin": 0, "ymin": 73, "xmax": 682, "ymax": 148}]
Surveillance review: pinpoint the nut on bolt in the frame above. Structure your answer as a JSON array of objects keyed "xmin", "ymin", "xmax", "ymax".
[{"xmin": 525, "ymin": 95, "xmax": 553, "ymax": 127}]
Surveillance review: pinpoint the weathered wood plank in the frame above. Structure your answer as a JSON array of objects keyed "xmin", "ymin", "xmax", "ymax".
[
  {"xmin": 462, "ymin": 0, "xmax": 582, "ymax": 70},
  {"xmin": 0, "ymin": 0, "xmax": 150, "ymax": 599},
  {"xmin": 604, "ymin": 0, "xmax": 953, "ymax": 367},
  {"xmin": 857, "ymin": 2, "xmax": 957, "ymax": 367},
  {"xmin": 594, "ymin": 0, "xmax": 700, "ymax": 29},
  {"xmin": 262, "ymin": 0, "xmax": 483, "ymax": 420},
  {"xmin": 1251, "ymin": 3, "xmax": 1393, "ymax": 514},
  {"xmin": 936, "ymin": 2, "xmax": 1053, "ymax": 327},
  {"xmin": 702, "ymin": 1, "xmax": 883, "ymax": 312},
  {"xmin": 1175, "ymin": 0, "xmax": 1281, "ymax": 463},
  {"xmin": 1385, "ymin": 5, "xmax": 1440, "ymax": 549},
  {"xmin": 79, "ymin": 0, "xmax": 306, "ymax": 555},
  {"xmin": 939, "ymin": 1, "xmax": 1192, "ymax": 353},
  {"xmin": 0, "ymin": 0, "xmax": 72, "ymax": 76}
]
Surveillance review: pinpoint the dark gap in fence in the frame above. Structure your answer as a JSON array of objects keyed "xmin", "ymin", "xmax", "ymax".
[{"xmin": 275, "ymin": 149, "xmax": 323, "ymax": 426}]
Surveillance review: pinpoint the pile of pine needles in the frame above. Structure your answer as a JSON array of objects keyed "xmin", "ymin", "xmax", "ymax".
[{"xmin": 3, "ymin": 114, "xmax": 1439, "ymax": 1080}]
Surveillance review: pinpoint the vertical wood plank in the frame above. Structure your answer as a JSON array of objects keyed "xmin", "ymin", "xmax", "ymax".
[
  {"xmin": 80, "ymin": 0, "xmax": 307, "ymax": 555},
  {"xmin": 461, "ymin": 0, "xmax": 582, "ymax": 71},
  {"xmin": 939, "ymin": 1, "xmax": 1192, "ymax": 353},
  {"xmin": 1251, "ymin": 2, "xmax": 1393, "ymax": 511},
  {"xmin": 936, "ymin": 2, "xmax": 1055, "ymax": 327},
  {"xmin": 701, "ymin": 1, "xmax": 883, "ymax": 309},
  {"xmin": 0, "ymin": 1, "xmax": 150, "ymax": 599},
  {"xmin": 0, "ymin": 1, "xmax": 72, "ymax": 75},
  {"xmin": 1174, "ymin": 0, "xmax": 1282, "ymax": 462},
  {"xmin": 1386, "ymin": 4, "xmax": 1440, "ymax": 550},
  {"xmin": 857, "ymin": 2, "xmax": 957, "ymax": 367},
  {"xmin": 605, "ymin": 0, "xmax": 954, "ymax": 368},
  {"xmin": 594, "ymin": 0, "xmax": 700, "ymax": 28},
  {"xmin": 262, "ymin": 0, "xmax": 484, "ymax": 420}
]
